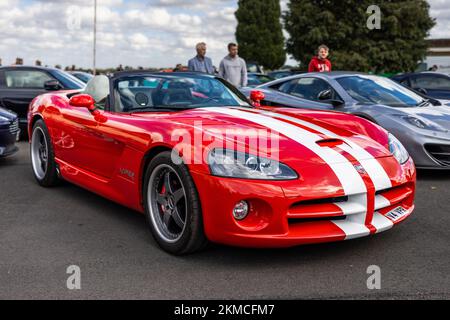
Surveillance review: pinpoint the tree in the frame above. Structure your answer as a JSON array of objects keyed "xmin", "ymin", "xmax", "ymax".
[
  {"xmin": 235, "ymin": 0, "xmax": 286, "ymax": 70},
  {"xmin": 283, "ymin": 0, "xmax": 435, "ymax": 73}
]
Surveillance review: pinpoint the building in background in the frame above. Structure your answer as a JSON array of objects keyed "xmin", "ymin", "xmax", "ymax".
[{"xmin": 422, "ymin": 39, "xmax": 450, "ymax": 74}]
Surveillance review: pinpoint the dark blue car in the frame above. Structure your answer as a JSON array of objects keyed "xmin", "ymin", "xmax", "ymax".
[
  {"xmin": 0, "ymin": 107, "xmax": 20, "ymax": 157},
  {"xmin": 0, "ymin": 66, "xmax": 85, "ymax": 136},
  {"xmin": 391, "ymin": 72, "xmax": 450, "ymax": 101}
]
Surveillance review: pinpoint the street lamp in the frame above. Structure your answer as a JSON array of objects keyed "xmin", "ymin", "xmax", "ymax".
[{"xmin": 93, "ymin": 0, "xmax": 97, "ymax": 75}]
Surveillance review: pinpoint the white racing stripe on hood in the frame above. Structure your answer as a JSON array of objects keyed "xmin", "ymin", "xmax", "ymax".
[
  {"xmin": 209, "ymin": 107, "xmax": 366, "ymax": 195},
  {"xmin": 245, "ymin": 108, "xmax": 392, "ymax": 191}
]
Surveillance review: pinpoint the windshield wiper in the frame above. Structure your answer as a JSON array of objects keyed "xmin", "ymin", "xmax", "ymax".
[{"xmin": 416, "ymin": 99, "xmax": 430, "ymax": 108}]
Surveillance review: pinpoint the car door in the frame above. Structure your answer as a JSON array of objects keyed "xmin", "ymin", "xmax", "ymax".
[
  {"xmin": 51, "ymin": 75, "xmax": 125, "ymax": 180},
  {"xmin": 0, "ymin": 68, "xmax": 55, "ymax": 129},
  {"xmin": 410, "ymin": 74, "xmax": 450, "ymax": 99},
  {"xmin": 270, "ymin": 77, "xmax": 337, "ymax": 110}
]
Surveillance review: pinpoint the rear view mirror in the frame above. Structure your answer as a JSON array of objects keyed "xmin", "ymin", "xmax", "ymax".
[{"xmin": 44, "ymin": 80, "xmax": 61, "ymax": 91}]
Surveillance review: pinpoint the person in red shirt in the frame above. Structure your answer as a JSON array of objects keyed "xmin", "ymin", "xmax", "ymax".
[{"xmin": 308, "ymin": 45, "xmax": 332, "ymax": 73}]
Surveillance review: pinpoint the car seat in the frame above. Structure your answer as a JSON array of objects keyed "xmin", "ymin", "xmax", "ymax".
[{"xmin": 161, "ymin": 82, "xmax": 193, "ymax": 106}]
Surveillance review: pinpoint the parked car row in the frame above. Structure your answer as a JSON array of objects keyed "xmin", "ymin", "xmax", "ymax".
[
  {"xmin": 242, "ymin": 72, "xmax": 450, "ymax": 169},
  {"xmin": 1, "ymin": 66, "xmax": 449, "ymax": 255}
]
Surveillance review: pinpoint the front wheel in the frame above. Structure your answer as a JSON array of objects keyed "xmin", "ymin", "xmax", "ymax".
[
  {"xmin": 30, "ymin": 119, "xmax": 59, "ymax": 187},
  {"xmin": 143, "ymin": 152, "xmax": 208, "ymax": 255}
]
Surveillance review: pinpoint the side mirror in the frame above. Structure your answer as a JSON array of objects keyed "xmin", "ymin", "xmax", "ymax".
[
  {"xmin": 317, "ymin": 89, "xmax": 344, "ymax": 107},
  {"xmin": 69, "ymin": 94, "xmax": 96, "ymax": 112},
  {"xmin": 330, "ymin": 99, "xmax": 345, "ymax": 107},
  {"xmin": 250, "ymin": 90, "xmax": 265, "ymax": 107},
  {"xmin": 317, "ymin": 89, "xmax": 332, "ymax": 101},
  {"xmin": 44, "ymin": 80, "xmax": 61, "ymax": 91}
]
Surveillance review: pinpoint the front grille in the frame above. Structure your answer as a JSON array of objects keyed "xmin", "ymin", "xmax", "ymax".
[
  {"xmin": 9, "ymin": 119, "xmax": 19, "ymax": 134},
  {"xmin": 287, "ymin": 194, "xmax": 366, "ymax": 221},
  {"xmin": 375, "ymin": 183, "xmax": 414, "ymax": 212},
  {"xmin": 288, "ymin": 216, "xmax": 346, "ymax": 225},
  {"xmin": 287, "ymin": 183, "xmax": 414, "ymax": 225},
  {"xmin": 425, "ymin": 144, "xmax": 450, "ymax": 166}
]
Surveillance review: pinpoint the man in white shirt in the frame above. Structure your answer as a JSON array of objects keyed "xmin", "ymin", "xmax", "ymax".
[{"xmin": 219, "ymin": 43, "xmax": 248, "ymax": 88}]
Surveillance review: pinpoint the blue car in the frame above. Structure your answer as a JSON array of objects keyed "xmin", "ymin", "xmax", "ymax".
[
  {"xmin": 0, "ymin": 107, "xmax": 20, "ymax": 157},
  {"xmin": 391, "ymin": 72, "xmax": 450, "ymax": 101}
]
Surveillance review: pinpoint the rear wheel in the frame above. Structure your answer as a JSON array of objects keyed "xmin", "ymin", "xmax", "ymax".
[
  {"xmin": 30, "ymin": 119, "xmax": 59, "ymax": 187},
  {"xmin": 143, "ymin": 151, "xmax": 208, "ymax": 255}
]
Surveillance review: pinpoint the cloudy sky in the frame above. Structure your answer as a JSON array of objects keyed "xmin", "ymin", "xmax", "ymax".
[{"xmin": 0, "ymin": 0, "xmax": 448, "ymax": 69}]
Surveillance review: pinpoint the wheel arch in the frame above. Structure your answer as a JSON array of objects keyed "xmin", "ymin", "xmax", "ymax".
[
  {"xmin": 139, "ymin": 144, "xmax": 173, "ymax": 207},
  {"xmin": 354, "ymin": 113, "xmax": 378, "ymax": 124},
  {"xmin": 29, "ymin": 114, "xmax": 44, "ymax": 140}
]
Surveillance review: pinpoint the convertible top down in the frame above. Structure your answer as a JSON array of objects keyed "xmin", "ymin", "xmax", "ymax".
[{"xmin": 28, "ymin": 72, "xmax": 416, "ymax": 254}]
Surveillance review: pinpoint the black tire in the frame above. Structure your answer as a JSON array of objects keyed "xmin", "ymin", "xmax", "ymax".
[
  {"xmin": 143, "ymin": 151, "xmax": 208, "ymax": 255},
  {"xmin": 30, "ymin": 119, "xmax": 59, "ymax": 187}
]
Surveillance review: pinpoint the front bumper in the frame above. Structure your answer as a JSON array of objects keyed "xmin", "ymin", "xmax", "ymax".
[
  {"xmin": 395, "ymin": 129, "xmax": 450, "ymax": 169},
  {"xmin": 0, "ymin": 120, "xmax": 20, "ymax": 158},
  {"xmin": 191, "ymin": 158, "xmax": 416, "ymax": 248}
]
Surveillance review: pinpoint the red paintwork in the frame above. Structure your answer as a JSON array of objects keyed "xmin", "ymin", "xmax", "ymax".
[
  {"xmin": 69, "ymin": 94, "xmax": 96, "ymax": 111},
  {"xmin": 28, "ymin": 90, "xmax": 416, "ymax": 248}
]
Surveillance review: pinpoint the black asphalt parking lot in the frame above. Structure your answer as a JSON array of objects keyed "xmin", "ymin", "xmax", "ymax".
[{"xmin": 0, "ymin": 142, "xmax": 449, "ymax": 300}]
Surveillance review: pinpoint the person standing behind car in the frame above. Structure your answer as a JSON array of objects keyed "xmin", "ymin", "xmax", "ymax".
[
  {"xmin": 219, "ymin": 43, "xmax": 248, "ymax": 88},
  {"xmin": 308, "ymin": 44, "xmax": 332, "ymax": 73},
  {"xmin": 188, "ymin": 42, "xmax": 215, "ymax": 74}
]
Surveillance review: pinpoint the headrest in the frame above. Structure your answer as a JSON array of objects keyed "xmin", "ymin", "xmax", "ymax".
[
  {"xmin": 168, "ymin": 81, "xmax": 192, "ymax": 90},
  {"xmin": 84, "ymin": 75, "xmax": 109, "ymax": 103}
]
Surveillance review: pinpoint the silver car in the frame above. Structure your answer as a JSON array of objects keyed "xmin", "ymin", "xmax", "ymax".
[{"xmin": 242, "ymin": 72, "xmax": 450, "ymax": 169}]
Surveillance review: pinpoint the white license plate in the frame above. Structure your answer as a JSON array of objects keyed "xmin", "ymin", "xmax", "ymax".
[{"xmin": 386, "ymin": 206, "xmax": 409, "ymax": 222}]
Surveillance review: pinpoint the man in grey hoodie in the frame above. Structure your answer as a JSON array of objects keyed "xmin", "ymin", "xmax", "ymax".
[{"xmin": 219, "ymin": 43, "xmax": 248, "ymax": 88}]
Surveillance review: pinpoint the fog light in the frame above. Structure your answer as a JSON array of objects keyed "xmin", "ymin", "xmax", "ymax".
[{"xmin": 233, "ymin": 201, "xmax": 249, "ymax": 220}]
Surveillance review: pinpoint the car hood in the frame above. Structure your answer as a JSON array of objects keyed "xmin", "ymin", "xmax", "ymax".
[
  {"xmin": 134, "ymin": 106, "xmax": 392, "ymax": 167},
  {"xmin": 389, "ymin": 105, "xmax": 450, "ymax": 130}
]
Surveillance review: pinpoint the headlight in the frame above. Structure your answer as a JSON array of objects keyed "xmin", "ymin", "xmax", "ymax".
[
  {"xmin": 388, "ymin": 134, "xmax": 409, "ymax": 164},
  {"xmin": 208, "ymin": 148, "xmax": 298, "ymax": 180},
  {"xmin": 402, "ymin": 115, "xmax": 444, "ymax": 131}
]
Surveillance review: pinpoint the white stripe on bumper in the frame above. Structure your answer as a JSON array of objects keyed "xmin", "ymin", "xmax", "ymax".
[{"xmin": 371, "ymin": 212, "xmax": 394, "ymax": 233}]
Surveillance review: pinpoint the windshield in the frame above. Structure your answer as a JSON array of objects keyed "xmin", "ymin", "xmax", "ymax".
[
  {"xmin": 113, "ymin": 74, "xmax": 251, "ymax": 112},
  {"xmin": 248, "ymin": 74, "xmax": 274, "ymax": 86},
  {"xmin": 337, "ymin": 75, "xmax": 424, "ymax": 107},
  {"xmin": 73, "ymin": 72, "xmax": 94, "ymax": 84},
  {"xmin": 51, "ymin": 69, "xmax": 86, "ymax": 89}
]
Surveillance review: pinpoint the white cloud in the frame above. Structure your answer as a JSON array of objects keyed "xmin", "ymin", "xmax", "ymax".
[{"xmin": 0, "ymin": 0, "xmax": 448, "ymax": 69}]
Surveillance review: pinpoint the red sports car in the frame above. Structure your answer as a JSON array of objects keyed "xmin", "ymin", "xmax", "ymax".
[{"xmin": 28, "ymin": 72, "xmax": 416, "ymax": 254}]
